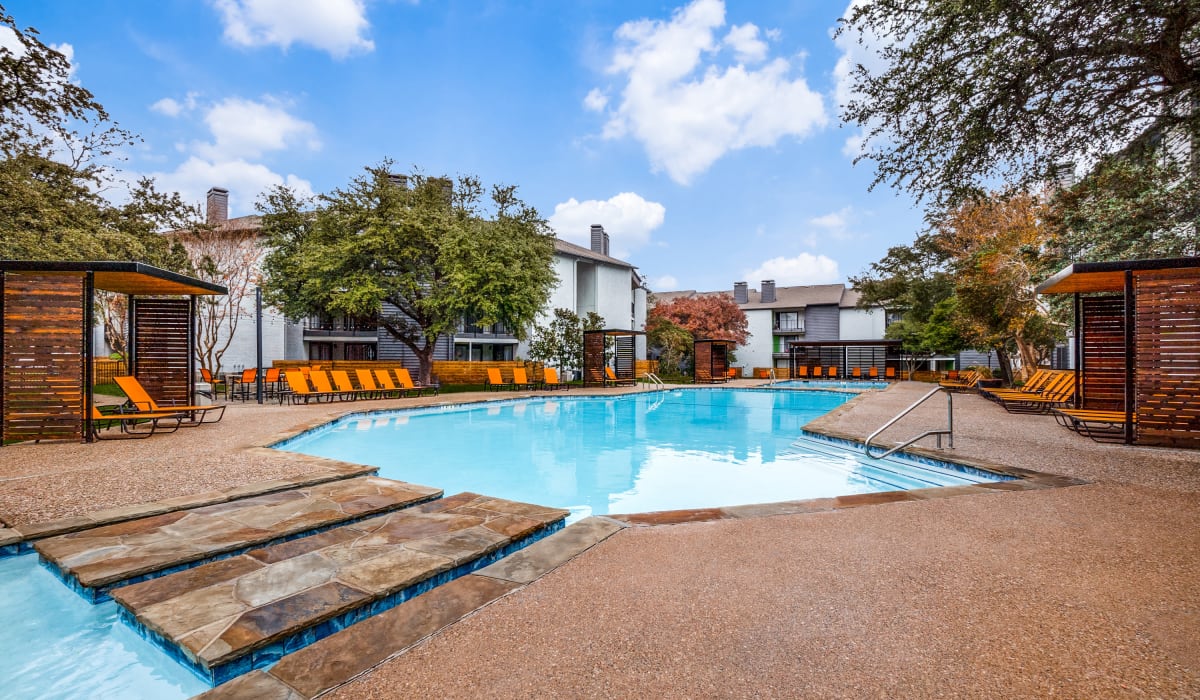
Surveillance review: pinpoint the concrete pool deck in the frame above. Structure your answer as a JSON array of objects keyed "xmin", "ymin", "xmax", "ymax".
[{"xmin": 1, "ymin": 381, "xmax": 1198, "ymax": 696}]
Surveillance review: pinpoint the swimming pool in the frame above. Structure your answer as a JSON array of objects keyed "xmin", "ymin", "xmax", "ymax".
[
  {"xmin": 0, "ymin": 553, "xmax": 208, "ymax": 700},
  {"xmin": 276, "ymin": 388, "xmax": 1006, "ymax": 521}
]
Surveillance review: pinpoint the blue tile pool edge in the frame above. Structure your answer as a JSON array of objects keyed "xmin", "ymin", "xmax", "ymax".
[
  {"xmin": 797, "ymin": 430, "xmax": 1019, "ymax": 482},
  {"xmin": 116, "ymin": 517, "xmax": 566, "ymax": 687}
]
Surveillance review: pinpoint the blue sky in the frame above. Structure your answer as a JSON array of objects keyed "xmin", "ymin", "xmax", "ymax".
[{"xmin": 7, "ymin": 0, "xmax": 923, "ymax": 294}]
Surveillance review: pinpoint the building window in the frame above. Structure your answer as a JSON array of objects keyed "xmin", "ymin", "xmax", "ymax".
[
  {"xmin": 775, "ymin": 312, "xmax": 803, "ymax": 332},
  {"xmin": 885, "ymin": 310, "xmax": 905, "ymax": 328}
]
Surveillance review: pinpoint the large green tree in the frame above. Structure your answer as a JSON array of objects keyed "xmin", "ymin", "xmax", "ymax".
[
  {"xmin": 259, "ymin": 164, "xmax": 558, "ymax": 384},
  {"xmin": 527, "ymin": 308, "xmax": 604, "ymax": 377},
  {"xmin": 839, "ymin": 0, "xmax": 1200, "ymax": 212}
]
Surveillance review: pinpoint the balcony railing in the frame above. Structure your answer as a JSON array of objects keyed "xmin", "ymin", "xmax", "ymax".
[{"xmin": 773, "ymin": 323, "xmax": 804, "ymax": 333}]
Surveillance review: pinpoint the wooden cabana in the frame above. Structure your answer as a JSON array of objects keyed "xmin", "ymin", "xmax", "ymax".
[
  {"xmin": 788, "ymin": 340, "xmax": 903, "ymax": 379},
  {"xmin": 1037, "ymin": 256, "xmax": 1200, "ymax": 447},
  {"xmin": 1, "ymin": 261, "xmax": 226, "ymax": 444},
  {"xmin": 582, "ymin": 329, "xmax": 644, "ymax": 387},
  {"xmin": 694, "ymin": 338, "xmax": 735, "ymax": 384}
]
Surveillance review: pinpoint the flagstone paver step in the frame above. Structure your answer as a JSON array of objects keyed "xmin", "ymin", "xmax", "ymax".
[
  {"xmin": 35, "ymin": 476, "xmax": 442, "ymax": 601},
  {"xmin": 112, "ymin": 492, "xmax": 568, "ymax": 686}
]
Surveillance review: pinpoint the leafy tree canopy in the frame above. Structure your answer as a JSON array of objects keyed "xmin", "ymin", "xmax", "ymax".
[
  {"xmin": 259, "ymin": 163, "xmax": 559, "ymax": 383},
  {"xmin": 647, "ymin": 294, "xmax": 750, "ymax": 345},
  {"xmin": 839, "ymin": 0, "xmax": 1200, "ymax": 211},
  {"xmin": 527, "ymin": 308, "xmax": 604, "ymax": 374}
]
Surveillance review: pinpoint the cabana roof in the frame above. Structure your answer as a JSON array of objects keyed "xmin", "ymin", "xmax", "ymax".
[
  {"xmin": 0, "ymin": 260, "xmax": 226, "ymax": 296},
  {"xmin": 1036, "ymin": 256, "xmax": 1200, "ymax": 295}
]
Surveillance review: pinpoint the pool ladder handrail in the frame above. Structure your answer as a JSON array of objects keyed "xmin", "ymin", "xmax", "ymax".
[
  {"xmin": 643, "ymin": 372, "xmax": 666, "ymax": 390},
  {"xmin": 863, "ymin": 386, "xmax": 954, "ymax": 459},
  {"xmin": 768, "ymin": 368, "xmax": 777, "ymax": 385}
]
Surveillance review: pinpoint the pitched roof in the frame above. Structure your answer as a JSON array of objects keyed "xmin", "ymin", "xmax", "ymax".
[
  {"xmin": 553, "ymin": 239, "xmax": 635, "ymax": 268},
  {"xmin": 654, "ymin": 283, "xmax": 849, "ymax": 309}
]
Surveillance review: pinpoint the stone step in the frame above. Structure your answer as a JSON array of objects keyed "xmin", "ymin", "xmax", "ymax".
[
  {"xmin": 35, "ymin": 476, "xmax": 442, "ymax": 602},
  {"xmin": 111, "ymin": 492, "xmax": 567, "ymax": 686}
]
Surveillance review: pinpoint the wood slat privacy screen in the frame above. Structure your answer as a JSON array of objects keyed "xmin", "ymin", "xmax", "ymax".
[
  {"xmin": 1080, "ymin": 296, "xmax": 1126, "ymax": 412},
  {"xmin": 694, "ymin": 341, "xmax": 713, "ymax": 383},
  {"xmin": 133, "ymin": 298, "xmax": 192, "ymax": 406},
  {"xmin": 1134, "ymin": 270, "xmax": 1200, "ymax": 448},
  {"xmin": 613, "ymin": 335, "xmax": 635, "ymax": 382},
  {"xmin": 583, "ymin": 331, "xmax": 606, "ymax": 387},
  {"xmin": 2, "ymin": 272, "xmax": 86, "ymax": 442}
]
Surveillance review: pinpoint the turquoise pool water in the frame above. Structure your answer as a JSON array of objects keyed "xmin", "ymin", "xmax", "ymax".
[
  {"xmin": 277, "ymin": 388, "xmax": 1002, "ymax": 521},
  {"xmin": 0, "ymin": 553, "xmax": 208, "ymax": 699},
  {"xmin": 773, "ymin": 380, "xmax": 890, "ymax": 389}
]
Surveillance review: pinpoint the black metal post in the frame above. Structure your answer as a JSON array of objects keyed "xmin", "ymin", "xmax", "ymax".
[
  {"xmin": 256, "ymin": 287, "xmax": 263, "ymax": 404},
  {"xmin": 1073, "ymin": 292, "xmax": 1081, "ymax": 409},
  {"xmin": 83, "ymin": 272, "xmax": 94, "ymax": 443}
]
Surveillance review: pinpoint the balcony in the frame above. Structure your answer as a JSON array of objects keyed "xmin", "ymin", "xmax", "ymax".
[
  {"xmin": 303, "ymin": 316, "xmax": 378, "ymax": 338},
  {"xmin": 773, "ymin": 323, "xmax": 804, "ymax": 334}
]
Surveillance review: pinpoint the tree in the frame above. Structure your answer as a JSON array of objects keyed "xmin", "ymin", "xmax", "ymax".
[
  {"xmin": 646, "ymin": 294, "xmax": 749, "ymax": 376},
  {"xmin": 259, "ymin": 164, "xmax": 558, "ymax": 384},
  {"xmin": 174, "ymin": 227, "xmax": 261, "ymax": 377},
  {"xmin": 647, "ymin": 294, "xmax": 750, "ymax": 344},
  {"xmin": 527, "ymin": 308, "xmax": 605, "ymax": 376},
  {"xmin": 839, "ymin": 0, "xmax": 1200, "ymax": 212}
]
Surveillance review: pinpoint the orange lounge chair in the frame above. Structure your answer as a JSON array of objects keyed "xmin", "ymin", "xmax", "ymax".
[
  {"xmin": 795, "ymin": 366, "xmax": 809, "ymax": 379},
  {"xmin": 330, "ymin": 370, "xmax": 368, "ymax": 400},
  {"xmin": 851, "ymin": 367, "xmax": 863, "ymax": 380},
  {"xmin": 868, "ymin": 367, "xmax": 880, "ymax": 380},
  {"xmin": 542, "ymin": 367, "xmax": 569, "ymax": 390},
  {"xmin": 282, "ymin": 369, "xmax": 335, "ymax": 404},
  {"xmin": 827, "ymin": 366, "xmax": 838, "ymax": 379},
  {"xmin": 91, "ymin": 405, "xmax": 184, "ymax": 439},
  {"xmin": 394, "ymin": 367, "xmax": 439, "ymax": 396},
  {"xmin": 884, "ymin": 367, "xmax": 896, "ymax": 380},
  {"xmin": 310, "ymin": 370, "xmax": 355, "ymax": 401},
  {"xmin": 350, "ymin": 372, "xmax": 384, "ymax": 401},
  {"xmin": 113, "ymin": 376, "xmax": 225, "ymax": 426},
  {"xmin": 605, "ymin": 366, "xmax": 636, "ymax": 387},
  {"xmin": 812, "ymin": 366, "xmax": 823, "ymax": 379},
  {"xmin": 512, "ymin": 367, "xmax": 537, "ymax": 390},
  {"xmin": 486, "ymin": 367, "xmax": 512, "ymax": 391},
  {"xmin": 373, "ymin": 369, "xmax": 408, "ymax": 398}
]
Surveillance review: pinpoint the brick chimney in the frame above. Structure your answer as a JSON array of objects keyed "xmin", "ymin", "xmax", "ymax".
[
  {"xmin": 590, "ymin": 225, "xmax": 606, "ymax": 254},
  {"xmin": 206, "ymin": 187, "xmax": 229, "ymax": 225},
  {"xmin": 603, "ymin": 232, "xmax": 610, "ymax": 256},
  {"xmin": 761, "ymin": 280, "xmax": 776, "ymax": 304},
  {"xmin": 734, "ymin": 281, "xmax": 748, "ymax": 304},
  {"xmin": 387, "ymin": 173, "xmax": 408, "ymax": 189}
]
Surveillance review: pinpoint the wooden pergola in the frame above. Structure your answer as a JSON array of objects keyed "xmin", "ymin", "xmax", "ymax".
[
  {"xmin": 1, "ymin": 261, "xmax": 226, "ymax": 444},
  {"xmin": 694, "ymin": 339, "xmax": 735, "ymax": 384},
  {"xmin": 1037, "ymin": 256, "xmax": 1200, "ymax": 447},
  {"xmin": 582, "ymin": 329, "xmax": 644, "ymax": 387}
]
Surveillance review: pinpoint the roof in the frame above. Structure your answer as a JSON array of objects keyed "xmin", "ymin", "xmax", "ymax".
[
  {"xmin": 839, "ymin": 287, "xmax": 864, "ymax": 308},
  {"xmin": 655, "ymin": 283, "xmax": 849, "ymax": 309},
  {"xmin": 0, "ymin": 260, "xmax": 227, "ymax": 296},
  {"xmin": 164, "ymin": 215, "xmax": 264, "ymax": 238},
  {"xmin": 554, "ymin": 239, "xmax": 636, "ymax": 268},
  {"xmin": 1036, "ymin": 256, "xmax": 1200, "ymax": 294}
]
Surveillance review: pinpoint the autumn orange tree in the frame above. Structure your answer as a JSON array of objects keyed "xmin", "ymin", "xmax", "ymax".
[
  {"xmin": 647, "ymin": 294, "xmax": 749, "ymax": 375},
  {"xmin": 929, "ymin": 190, "xmax": 1060, "ymax": 382}
]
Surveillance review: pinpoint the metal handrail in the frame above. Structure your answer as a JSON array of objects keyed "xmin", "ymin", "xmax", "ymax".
[
  {"xmin": 768, "ymin": 368, "xmax": 777, "ymax": 385},
  {"xmin": 863, "ymin": 386, "xmax": 954, "ymax": 459},
  {"xmin": 643, "ymin": 372, "xmax": 665, "ymax": 390}
]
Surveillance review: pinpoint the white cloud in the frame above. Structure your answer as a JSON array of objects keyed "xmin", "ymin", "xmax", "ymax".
[
  {"xmin": 592, "ymin": 0, "xmax": 827, "ymax": 184},
  {"xmin": 212, "ymin": 0, "xmax": 374, "ymax": 58},
  {"xmin": 149, "ymin": 156, "xmax": 314, "ymax": 217},
  {"xmin": 195, "ymin": 97, "xmax": 321, "ymax": 160},
  {"xmin": 833, "ymin": 0, "xmax": 890, "ymax": 158},
  {"xmin": 651, "ymin": 274, "xmax": 679, "ymax": 290},
  {"xmin": 548, "ymin": 192, "xmax": 666, "ymax": 258},
  {"xmin": 744, "ymin": 253, "xmax": 841, "ymax": 286},
  {"xmin": 583, "ymin": 88, "xmax": 608, "ymax": 112},
  {"xmin": 724, "ymin": 23, "xmax": 767, "ymax": 63},
  {"xmin": 809, "ymin": 206, "xmax": 856, "ymax": 239},
  {"xmin": 151, "ymin": 98, "xmax": 183, "ymax": 117}
]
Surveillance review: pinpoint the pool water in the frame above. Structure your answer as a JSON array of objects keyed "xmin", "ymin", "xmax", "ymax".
[
  {"xmin": 277, "ymin": 388, "xmax": 1002, "ymax": 521},
  {"xmin": 0, "ymin": 553, "xmax": 208, "ymax": 700}
]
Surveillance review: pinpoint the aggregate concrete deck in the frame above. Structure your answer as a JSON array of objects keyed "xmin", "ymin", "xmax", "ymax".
[
  {"xmin": 35, "ymin": 476, "xmax": 441, "ymax": 599},
  {"xmin": 113, "ymin": 492, "xmax": 568, "ymax": 684}
]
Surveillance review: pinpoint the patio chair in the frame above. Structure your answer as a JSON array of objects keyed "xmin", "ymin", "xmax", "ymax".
[
  {"xmin": 812, "ymin": 366, "xmax": 823, "ymax": 379},
  {"xmin": 604, "ymin": 366, "xmax": 636, "ymax": 387},
  {"xmin": 91, "ymin": 405, "xmax": 184, "ymax": 440},
  {"xmin": 486, "ymin": 368, "xmax": 512, "ymax": 391},
  {"xmin": 1052, "ymin": 408, "xmax": 1134, "ymax": 442},
  {"xmin": 542, "ymin": 366, "xmax": 569, "ymax": 390},
  {"xmin": 331, "ymin": 370, "xmax": 371, "ymax": 400},
  {"xmin": 997, "ymin": 375, "xmax": 1076, "ymax": 413},
  {"xmin": 394, "ymin": 367, "xmax": 439, "ymax": 396},
  {"xmin": 373, "ymin": 369, "xmax": 408, "ymax": 398},
  {"xmin": 263, "ymin": 367, "xmax": 282, "ymax": 399},
  {"xmin": 884, "ymin": 367, "xmax": 896, "ymax": 380},
  {"xmin": 199, "ymin": 368, "xmax": 227, "ymax": 400},
  {"xmin": 113, "ymin": 376, "xmax": 226, "ymax": 426},
  {"xmin": 868, "ymin": 367, "xmax": 879, "ymax": 380},
  {"xmin": 939, "ymin": 370, "xmax": 980, "ymax": 392},
  {"xmin": 851, "ymin": 367, "xmax": 863, "ymax": 380},
  {"xmin": 512, "ymin": 367, "xmax": 538, "ymax": 390},
  {"xmin": 281, "ymin": 369, "xmax": 336, "ymax": 404},
  {"xmin": 310, "ymin": 370, "xmax": 354, "ymax": 401},
  {"xmin": 355, "ymin": 369, "xmax": 385, "ymax": 399},
  {"xmin": 827, "ymin": 366, "xmax": 839, "ymax": 379},
  {"xmin": 795, "ymin": 366, "xmax": 809, "ymax": 379},
  {"xmin": 982, "ymin": 371, "xmax": 1067, "ymax": 403}
]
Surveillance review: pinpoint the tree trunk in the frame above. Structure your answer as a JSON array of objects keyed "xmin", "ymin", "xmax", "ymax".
[
  {"xmin": 994, "ymin": 345, "xmax": 1015, "ymax": 386},
  {"xmin": 1013, "ymin": 334, "xmax": 1041, "ymax": 382}
]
